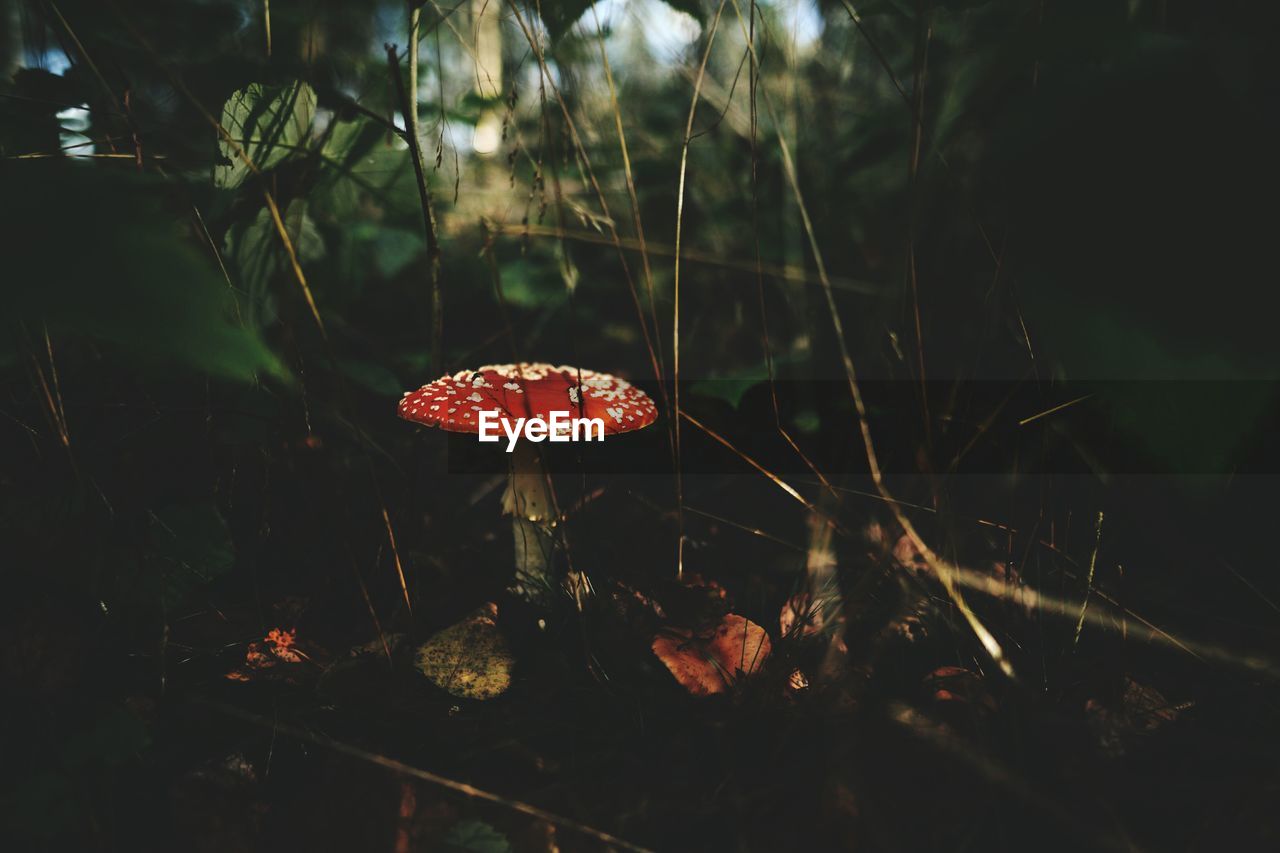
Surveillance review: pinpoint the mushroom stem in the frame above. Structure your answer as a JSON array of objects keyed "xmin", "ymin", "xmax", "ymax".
[{"xmin": 502, "ymin": 439, "xmax": 556, "ymax": 604}]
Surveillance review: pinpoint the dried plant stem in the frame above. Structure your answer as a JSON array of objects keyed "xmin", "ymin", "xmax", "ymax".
[
  {"xmin": 1073, "ymin": 512, "xmax": 1104, "ymax": 647},
  {"xmin": 387, "ymin": 43, "xmax": 444, "ymax": 375}
]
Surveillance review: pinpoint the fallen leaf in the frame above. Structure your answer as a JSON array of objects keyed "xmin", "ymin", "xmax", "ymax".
[
  {"xmin": 683, "ymin": 573, "xmax": 727, "ymax": 599},
  {"xmin": 442, "ymin": 818, "xmax": 512, "ymax": 853},
  {"xmin": 225, "ymin": 626, "xmax": 310, "ymax": 681},
  {"xmin": 779, "ymin": 593, "xmax": 823, "ymax": 638},
  {"xmin": 893, "ymin": 533, "xmax": 929, "ymax": 574},
  {"xmin": 1086, "ymin": 677, "xmax": 1185, "ymax": 756},
  {"xmin": 652, "ymin": 614, "xmax": 772, "ymax": 696},
  {"xmin": 924, "ymin": 666, "xmax": 996, "ymax": 713},
  {"xmin": 265, "ymin": 628, "xmax": 303, "ymax": 663},
  {"xmin": 609, "ymin": 581, "xmax": 666, "ymax": 620},
  {"xmin": 415, "ymin": 604, "xmax": 513, "ymax": 701}
]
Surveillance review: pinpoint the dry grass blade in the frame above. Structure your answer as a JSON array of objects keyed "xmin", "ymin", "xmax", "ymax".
[
  {"xmin": 673, "ymin": 0, "xmax": 730, "ymax": 579},
  {"xmin": 680, "ymin": 410, "xmax": 812, "ymax": 511},
  {"xmin": 353, "ymin": 551, "xmax": 394, "ymax": 664},
  {"xmin": 381, "ymin": 505, "xmax": 412, "ymax": 615},
  {"xmin": 262, "ymin": 191, "xmax": 326, "ymax": 337},
  {"xmin": 1018, "ymin": 393, "xmax": 1094, "ymax": 427},
  {"xmin": 1073, "ymin": 511, "xmax": 1104, "ymax": 647}
]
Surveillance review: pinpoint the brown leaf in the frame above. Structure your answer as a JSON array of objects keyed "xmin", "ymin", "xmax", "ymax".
[
  {"xmin": 225, "ymin": 627, "xmax": 312, "ymax": 681},
  {"xmin": 652, "ymin": 614, "xmax": 772, "ymax": 696},
  {"xmin": 924, "ymin": 665, "xmax": 997, "ymax": 713},
  {"xmin": 893, "ymin": 533, "xmax": 929, "ymax": 574},
  {"xmin": 780, "ymin": 592, "xmax": 825, "ymax": 638},
  {"xmin": 1086, "ymin": 677, "xmax": 1184, "ymax": 756}
]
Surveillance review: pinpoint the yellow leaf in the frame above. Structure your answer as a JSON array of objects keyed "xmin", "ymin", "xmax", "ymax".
[{"xmin": 414, "ymin": 605, "xmax": 513, "ymax": 701}]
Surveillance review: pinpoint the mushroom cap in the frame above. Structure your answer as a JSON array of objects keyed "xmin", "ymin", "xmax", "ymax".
[{"xmin": 397, "ymin": 362, "xmax": 658, "ymax": 435}]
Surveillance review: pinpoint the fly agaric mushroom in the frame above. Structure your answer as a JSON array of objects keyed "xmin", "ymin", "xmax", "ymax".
[{"xmin": 398, "ymin": 363, "xmax": 657, "ymax": 605}]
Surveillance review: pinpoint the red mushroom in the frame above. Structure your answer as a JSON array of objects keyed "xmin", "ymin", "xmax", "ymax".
[{"xmin": 398, "ymin": 363, "xmax": 657, "ymax": 605}]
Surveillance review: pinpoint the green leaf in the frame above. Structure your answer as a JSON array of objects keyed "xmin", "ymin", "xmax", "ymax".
[
  {"xmin": 224, "ymin": 200, "xmax": 325, "ymax": 328},
  {"xmin": 215, "ymin": 81, "xmax": 317, "ymax": 189},
  {"xmin": 442, "ymin": 819, "xmax": 512, "ymax": 853},
  {"xmin": 346, "ymin": 222, "xmax": 424, "ymax": 279},
  {"xmin": 1029, "ymin": 309, "xmax": 1273, "ymax": 476},
  {"xmin": 792, "ymin": 409, "xmax": 820, "ymax": 434},
  {"xmin": 2, "ymin": 164, "xmax": 288, "ymax": 382},
  {"xmin": 690, "ymin": 377, "xmax": 762, "ymax": 409},
  {"xmin": 689, "ymin": 356, "xmax": 798, "ymax": 409},
  {"xmin": 321, "ymin": 115, "xmax": 385, "ymax": 169},
  {"xmin": 496, "ymin": 257, "xmax": 563, "ymax": 308}
]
